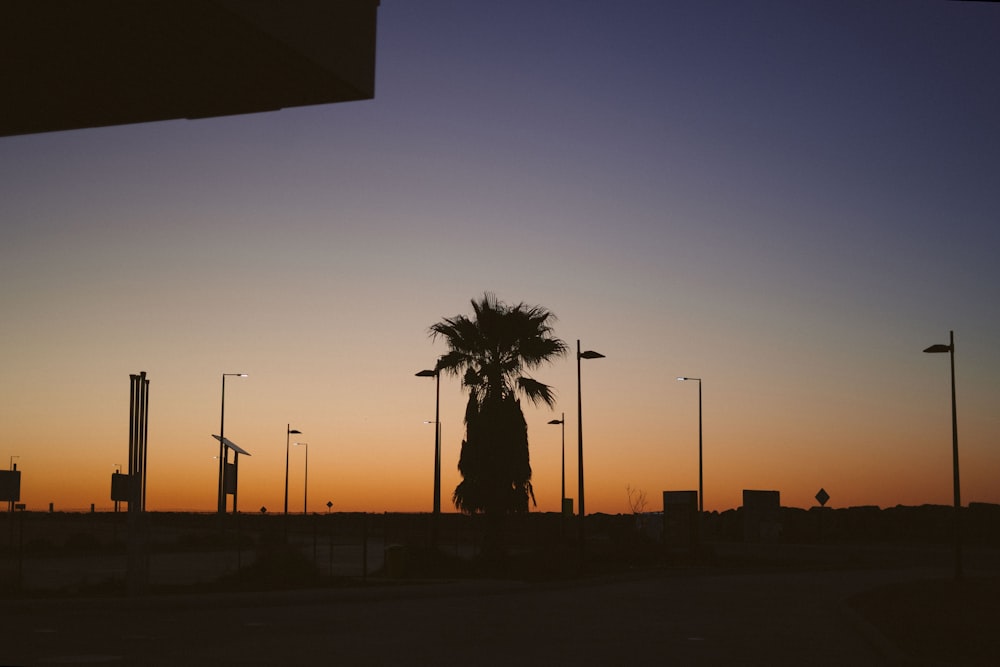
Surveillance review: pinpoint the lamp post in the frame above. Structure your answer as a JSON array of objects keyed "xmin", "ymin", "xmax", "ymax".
[
  {"xmin": 548, "ymin": 414, "xmax": 565, "ymax": 537},
  {"xmin": 924, "ymin": 330, "xmax": 962, "ymax": 580},
  {"xmin": 218, "ymin": 373, "xmax": 247, "ymax": 514},
  {"xmin": 284, "ymin": 425, "xmax": 302, "ymax": 516},
  {"xmin": 577, "ymin": 340, "xmax": 605, "ymax": 552},
  {"xmin": 294, "ymin": 442, "xmax": 309, "ymax": 514},
  {"xmin": 677, "ymin": 377, "xmax": 704, "ymax": 513},
  {"xmin": 416, "ymin": 363, "xmax": 442, "ymax": 547}
]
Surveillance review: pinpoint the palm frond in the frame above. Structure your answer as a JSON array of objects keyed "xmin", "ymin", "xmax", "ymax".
[
  {"xmin": 516, "ymin": 376, "xmax": 557, "ymax": 407},
  {"xmin": 435, "ymin": 349, "xmax": 468, "ymax": 376}
]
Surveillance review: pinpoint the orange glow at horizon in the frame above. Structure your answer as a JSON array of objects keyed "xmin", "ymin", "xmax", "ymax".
[{"xmin": 9, "ymin": 353, "xmax": 997, "ymax": 516}]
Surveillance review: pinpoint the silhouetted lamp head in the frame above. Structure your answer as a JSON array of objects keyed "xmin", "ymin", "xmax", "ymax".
[
  {"xmin": 579, "ymin": 350, "xmax": 605, "ymax": 360},
  {"xmin": 415, "ymin": 369, "xmax": 437, "ymax": 378},
  {"xmin": 677, "ymin": 376, "xmax": 701, "ymax": 382},
  {"xmin": 548, "ymin": 419, "xmax": 564, "ymax": 425},
  {"xmin": 288, "ymin": 428, "xmax": 301, "ymax": 435},
  {"xmin": 923, "ymin": 344, "xmax": 951, "ymax": 354}
]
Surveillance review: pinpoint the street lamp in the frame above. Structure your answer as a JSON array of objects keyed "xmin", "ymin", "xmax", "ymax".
[
  {"xmin": 577, "ymin": 340, "xmax": 605, "ymax": 551},
  {"xmin": 548, "ymin": 415, "xmax": 566, "ymax": 509},
  {"xmin": 677, "ymin": 377, "xmax": 704, "ymax": 513},
  {"xmin": 284, "ymin": 425, "xmax": 302, "ymax": 516},
  {"xmin": 218, "ymin": 373, "xmax": 247, "ymax": 514},
  {"xmin": 294, "ymin": 442, "xmax": 309, "ymax": 514},
  {"xmin": 548, "ymin": 414, "xmax": 565, "ymax": 537},
  {"xmin": 416, "ymin": 363, "xmax": 442, "ymax": 547},
  {"xmin": 924, "ymin": 330, "xmax": 962, "ymax": 580}
]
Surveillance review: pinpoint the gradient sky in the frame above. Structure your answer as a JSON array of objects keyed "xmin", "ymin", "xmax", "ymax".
[{"xmin": 2, "ymin": 1, "xmax": 998, "ymax": 515}]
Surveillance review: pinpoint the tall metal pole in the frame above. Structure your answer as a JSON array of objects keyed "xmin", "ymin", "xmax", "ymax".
[
  {"xmin": 129, "ymin": 374, "xmax": 137, "ymax": 503},
  {"xmin": 303, "ymin": 443, "xmax": 309, "ymax": 515},
  {"xmin": 417, "ymin": 364, "xmax": 443, "ymax": 548},
  {"xmin": 698, "ymin": 379, "xmax": 703, "ymax": 513},
  {"xmin": 548, "ymin": 415, "xmax": 567, "ymax": 538},
  {"xmin": 560, "ymin": 412, "xmax": 565, "ymax": 515},
  {"xmin": 284, "ymin": 425, "xmax": 301, "ymax": 515},
  {"xmin": 558, "ymin": 413, "xmax": 566, "ymax": 540},
  {"xmin": 949, "ymin": 330, "xmax": 962, "ymax": 580},
  {"xmin": 285, "ymin": 424, "xmax": 291, "ymax": 516},
  {"xmin": 218, "ymin": 374, "xmax": 246, "ymax": 514},
  {"xmin": 432, "ymin": 368, "xmax": 441, "ymax": 547},
  {"xmin": 923, "ymin": 332, "xmax": 961, "ymax": 580},
  {"xmin": 141, "ymin": 373, "xmax": 149, "ymax": 512},
  {"xmin": 126, "ymin": 371, "xmax": 149, "ymax": 596},
  {"xmin": 577, "ymin": 341, "xmax": 585, "ymax": 551},
  {"xmin": 218, "ymin": 374, "xmax": 227, "ymax": 514},
  {"xmin": 678, "ymin": 377, "xmax": 704, "ymax": 512},
  {"xmin": 574, "ymin": 342, "xmax": 605, "ymax": 553}
]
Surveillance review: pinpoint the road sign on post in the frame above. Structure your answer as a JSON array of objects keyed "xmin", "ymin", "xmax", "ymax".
[{"xmin": 815, "ymin": 488, "xmax": 830, "ymax": 507}]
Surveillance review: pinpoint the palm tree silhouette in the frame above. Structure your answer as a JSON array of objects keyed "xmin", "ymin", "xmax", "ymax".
[{"xmin": 430, "ymin": 293, "xmax": 567, "ymax": 555}]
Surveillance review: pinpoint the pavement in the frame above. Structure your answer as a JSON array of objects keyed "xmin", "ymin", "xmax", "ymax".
[{"xmin": 0, "ymin": 564, "xmax": 963, "ymax": 666}]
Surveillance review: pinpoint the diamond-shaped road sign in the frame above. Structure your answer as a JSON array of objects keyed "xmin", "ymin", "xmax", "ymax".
[{"xmin": 815, "ymin": 488, "xmax": 830, "ymax": 507}]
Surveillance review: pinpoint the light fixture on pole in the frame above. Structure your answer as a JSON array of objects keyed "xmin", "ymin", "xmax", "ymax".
[
  {"xmin": 284, "ymin": 425, "xmax": 302, "ymax": 516},
  {"xmin": 548, "ymin": 415, "xmax": 566, "ymax": 509},
  {"xmin": 218, "ymin": 373, "xmax": 247, "ymax": 514},
  {"xmin": 416, "ymin": 363, "xmax": 442, "ymax": 547},
  {"xmin": 548, "ymin": 414, "xmax": 566, "ymax": 537},
  {"xmin": 577, "ymin": 340, "xmax": 605, "ymax": 552},
  {"xmin": 677, "ymin": 377, "xmax": 704, "ymax": 513},
  {"xmin": 294, "ymin": 442, "xmax": 309, "ymax": 514},
  {"xmin": 923, "ymin": 330, "xmax": 962, "ymax": 580}
]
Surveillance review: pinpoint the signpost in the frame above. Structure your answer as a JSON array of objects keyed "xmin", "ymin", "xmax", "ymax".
[{"xmin": 815, "ymin": 488, "xmax": 830, "ymax": 543}]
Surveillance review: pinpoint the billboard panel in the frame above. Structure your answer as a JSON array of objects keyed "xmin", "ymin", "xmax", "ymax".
[{"xmin": 0, "ymin": 470, "xmax": 21, "ymax": 502}]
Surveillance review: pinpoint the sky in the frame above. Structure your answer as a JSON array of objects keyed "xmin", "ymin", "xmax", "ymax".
[{"xmin": 2, "ymin": 0, "xmax": 998, "ymax": 515}]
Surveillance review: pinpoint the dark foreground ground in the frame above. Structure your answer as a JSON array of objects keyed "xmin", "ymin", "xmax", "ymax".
[
  {"xmin": 848, "ymin": 575, "xmax": 1000, "ymax": 666},
  {"xmin": 2, "ymin": 542, "xmax": 998, "ymax": 666}
]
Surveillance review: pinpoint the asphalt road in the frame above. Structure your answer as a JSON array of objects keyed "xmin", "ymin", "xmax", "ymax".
[{"xmin": 1, "ymin": 566, "xmax": 940, "ymax": 666}]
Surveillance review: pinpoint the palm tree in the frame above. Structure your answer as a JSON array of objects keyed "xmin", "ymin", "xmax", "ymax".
[{"xmin": 430, "ymin": 293, "xmax": 567, "ymax": 553}]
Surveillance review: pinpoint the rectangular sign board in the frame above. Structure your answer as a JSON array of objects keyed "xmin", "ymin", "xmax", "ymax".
[
  {"xmin": 224, "ymin": 462, "xmax": 237, "ymax": 495},
  {"xmin": 111, "ymin": 472, "xmax": 133, "ymax": 502},
  {"xmin": 0, "ymin": 470, "xmax": 21, "ymax": 502}
]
